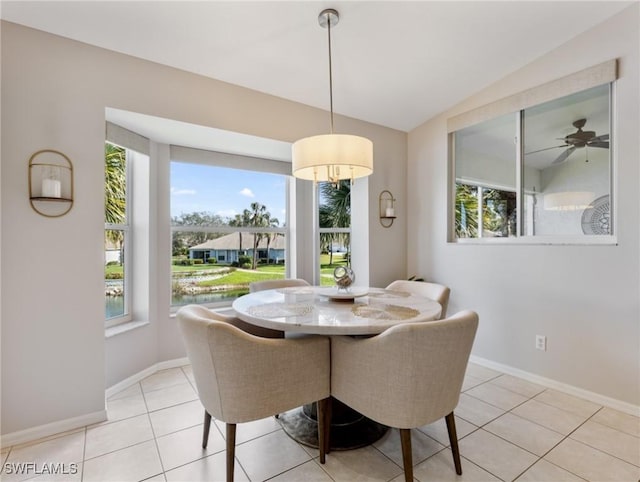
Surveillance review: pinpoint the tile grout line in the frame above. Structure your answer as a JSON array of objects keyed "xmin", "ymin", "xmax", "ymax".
[
  {"xmin": 142, "ymin": 380, "xmax": 169, "ymax": 481},
  {"xmin": 508, "ymin": 403, "xmax": 606, "ymax": 481},
  {"xmin": 80, "ymin": 426, "xmax": 87, "ymax": 481}
]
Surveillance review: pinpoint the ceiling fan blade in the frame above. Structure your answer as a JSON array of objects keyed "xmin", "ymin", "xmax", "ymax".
[
  {"xmin": 525, "ymin": 144, "xmax": 567, "ymax": 155},
  {"xmin": 551, "ymin": 146, "xmax": 576, "ymax": 164},
  {"xmin": 591, "ymin": 134, "xmax": 609, "ymax": 142},
  {"xmin": 589, "ymin": 141, "xmax": 609, "ymax": 149}
]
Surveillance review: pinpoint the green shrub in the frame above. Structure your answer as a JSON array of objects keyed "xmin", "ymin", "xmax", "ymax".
[
  {"xmin": 238, "ymin": 255, "xmax": 252, "ymax": 266},
  {"xmin": 106, "ymin": 261, "xmax": 120, "ymax": 267},
  {"xmin": 193, "ymin": 259, "xmax": 204, "ymax": 265},
  {"xmin": 207, "ymin": 258, "xmax": 218, "ymax": 264},
  {"xmin": 105, "ymin": 272, "xmax": 123, "ymax": 280},
  {"xmin": 172, "ymin": 258, "xmax": 195, "ymax": 266}
]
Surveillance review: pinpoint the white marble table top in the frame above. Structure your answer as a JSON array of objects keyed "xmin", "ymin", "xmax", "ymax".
[{"xmin": 232, "ymin": 286, "xmax": 442, "ymax": 335}]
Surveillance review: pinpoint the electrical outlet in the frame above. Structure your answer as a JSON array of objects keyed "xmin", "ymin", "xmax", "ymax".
[{"xmin": 535, "ymin": 335, "xmax": 547, "ymax": 351}]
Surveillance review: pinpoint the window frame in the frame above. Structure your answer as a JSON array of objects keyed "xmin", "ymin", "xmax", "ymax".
[
  {"xmin": 169, "ymin": 159, "xmax": 291, "ymax": 310},
  {"xmin": 316, "ymin": 181, "xmax": 352, "ymax": 286},
  {"xmin": 105, "ymin": 144, "xmax": 133, "ymax": 327},
  {"xmin": 448, "ymin": 63, "xmax": 617, "ymax": 246}
]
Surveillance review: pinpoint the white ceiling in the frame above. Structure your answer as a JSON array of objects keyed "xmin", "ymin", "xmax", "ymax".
[{"xmin": 1, "ymin": 0, "xmax": 632, "ymax": 135}]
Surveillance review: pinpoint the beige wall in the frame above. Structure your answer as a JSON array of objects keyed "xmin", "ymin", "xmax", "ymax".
[
  {"xmin": 0, "ymin": 21, "xmax": 407, "ymax": 437},
  {"xmin": 408, "ymin": 5, "xmax": 639, "ymax": 407}
]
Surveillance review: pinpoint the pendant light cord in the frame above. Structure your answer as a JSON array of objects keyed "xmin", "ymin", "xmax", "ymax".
[{"xmin": 327, "ymin": 12, "xmax": 334, "ymax": 135}]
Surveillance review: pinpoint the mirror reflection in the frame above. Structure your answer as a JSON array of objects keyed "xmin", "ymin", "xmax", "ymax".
[{"xmin": 453, "ymin": 83, "xmax": 611, "ymax": 240}]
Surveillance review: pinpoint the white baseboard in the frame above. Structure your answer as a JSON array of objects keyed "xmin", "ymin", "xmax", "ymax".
[
  {"xmin": 105, "ymin": 357, "xmax": 190, "ymax": 399},
  {"xmin": 1, "ymin": 410, "xmax": 107, "ymax": 447},
  {"xmin": 2, "ymin": 358, "xmax": 191, "ymax": 448},
  {"xmin": 469, "ymin": 355, "xmax": 640, "ymax": 417}
]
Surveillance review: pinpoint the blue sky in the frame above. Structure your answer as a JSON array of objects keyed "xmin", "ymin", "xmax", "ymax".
[{"xmin": 170, "ymin": 162, "xmax": 286, "ymax": 223}]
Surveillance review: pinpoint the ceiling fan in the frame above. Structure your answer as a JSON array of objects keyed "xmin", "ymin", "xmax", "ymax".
[{"xmin": 526, "ymin": 118, "xmax": 609, "ymax": 165}]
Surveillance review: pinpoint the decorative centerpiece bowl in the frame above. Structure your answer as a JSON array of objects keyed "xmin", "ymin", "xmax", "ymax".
[{"xmin": 334, "ymin": 266, "xmax": 355, "ymax": 292}]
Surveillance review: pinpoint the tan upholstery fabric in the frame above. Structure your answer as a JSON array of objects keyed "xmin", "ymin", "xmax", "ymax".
[
  {"xmin": 185, "ymin": 304, "xmax": 283, "ymax": 338},
  {"xmin": 331, "ymin": 310, "xmax": 478, "ymax": 429},
  {"xmin": 177, "ymin": 304, "xmax": 330, "ymax": 424},
  {"xmin": 386, "ymin": 280, "xmax": 451, "ymax": 319},
  {"xmin": 249, "ymin": 278, "xmax": 310, "ymax": 293}
]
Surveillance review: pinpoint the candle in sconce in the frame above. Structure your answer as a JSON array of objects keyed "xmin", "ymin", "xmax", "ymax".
[
  {"xmin": 385, "ymin": 199, "xmax": 395, "ymax": 217},
  {"xmin": 42, "ymin": 178, "xmax": 61, "ymax": 198}
]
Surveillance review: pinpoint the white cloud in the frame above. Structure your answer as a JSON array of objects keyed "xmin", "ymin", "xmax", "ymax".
[
  {"xmin": 171, "ymin": 187, "xmax": 196, "ymax": 195},
  {"xmin": 239, "ymin": 188, "xmax": 255, "ymax": 198}
]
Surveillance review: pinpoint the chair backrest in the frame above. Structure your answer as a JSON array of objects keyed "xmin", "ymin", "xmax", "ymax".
[
  {"xmin": 185, "ymin": 304, "xmax": 283, "ymax": 338},
  {"xmin": 177, "ymin": 304, "xmax": 330, "ymax": 424},
  {"xmin": 386, "ymin": 279, "xmax": 450, "ymax": 319},
  {"xmin": 332, "ymin": 310, "xmax": 478, "ymax": 428},
  {"xmin": 250, "ymin": 278, "xmax": 310, "ymax": 293}
]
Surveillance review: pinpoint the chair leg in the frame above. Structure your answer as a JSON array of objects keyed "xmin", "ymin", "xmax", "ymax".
[
  {"xmin": 202, "ymin": 411, "xmax": 211, "ymax": 448},
  {"xmin": 324, "ymin": 397, "xmax": 333, "ymax": 455},
  {"xmin": 400, "ymin": 428, "xmax": 413, "ymax": 482},
  {"xmin": 226, "ymin": 423, "xmax": 236, "ymax": 482},
  {"xmin": 317, "ymin": 398, "xmax": 327, "ymax": 464},
  {"xmin": 325, "ymin": 397, "xmax": 332, "ymax": 455},
  {"xmin": 445, "ymin": 412, "xmax": 462, "ymax": 475}
]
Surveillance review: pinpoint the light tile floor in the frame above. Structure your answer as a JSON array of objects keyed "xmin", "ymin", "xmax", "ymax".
[{"xmin": 2, "ymin": 363, "xmax": 639, "ymax": 481}]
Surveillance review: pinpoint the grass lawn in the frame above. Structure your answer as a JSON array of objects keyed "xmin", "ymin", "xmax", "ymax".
[
  {"xmin": 109, "ymin": 254, "xmax": 349, "ymax": 287},
  {"xmin": 197, "ymin": 269, "xmax": 284, "ymax": 287}
]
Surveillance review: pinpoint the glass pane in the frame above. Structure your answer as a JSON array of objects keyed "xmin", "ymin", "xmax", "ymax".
[
  {"xmin": 105, "ymin": 229, "xmax": 126, "ymax": 319},
  {"xmin": 171, "ymin": 231, "xmax": 286, "ymax": 306},
  {"xmin": 105, "ymin": 143, "xmax": 127, "ymax": 224},
  {"xmin": 318, "ymin": 180, "xmax": 351, "ymax": 283},
  {"xmin": 454, "ymin": 112, "xmax": 517, "ymax": 238},
  {"xmin": 170, "ymin": 162, "xmax": 287, "ymax": 304},
  {"xmin": 455, "ymin": 184, "xmax": 478, "ymax": 238},
  {"xmin": 482, "ymin": 188, "xmax": 517, "ymax": 237},
  {"xmin": 523, "ymin": 84, "xmax": 610, "ymax": 236},
  {"xmin": 319, "ymin": 232, "xmax": 350, "ymax": 286}
]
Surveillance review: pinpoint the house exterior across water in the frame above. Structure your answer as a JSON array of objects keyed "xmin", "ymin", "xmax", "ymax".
[{"xmin": 189, "ymin": 232, "xmax": 285, "ymax": 264}]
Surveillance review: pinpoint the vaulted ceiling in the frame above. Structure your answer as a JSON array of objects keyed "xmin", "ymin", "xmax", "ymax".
[{"xmin": 2, "ymin": 1, "xmax": 632, "ymax": 133}]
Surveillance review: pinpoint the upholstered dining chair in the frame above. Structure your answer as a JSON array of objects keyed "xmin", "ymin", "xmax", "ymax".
[
  {"xmin": 386, "ymin": 279, "xmax": 451, "ymax": 319},
  {"xmin": 177, "ymin": 305, "xmax": 331, "ymax": 482},
  {"xmin": 249, "ymin": 278, "xmax": 310, "ymax": 292},
  {"xmin": 330, "ymin": 310, "xmax": 479, "ymax": 482}
]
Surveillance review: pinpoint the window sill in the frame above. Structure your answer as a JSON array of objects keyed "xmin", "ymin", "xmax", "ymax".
[
  {"xmin": 105, "ymin": 320, "xmax": 150, "ymax": 339},
  {"xmin": 449, "ymin": 235, "xmax": 618, "ymax": 246}
]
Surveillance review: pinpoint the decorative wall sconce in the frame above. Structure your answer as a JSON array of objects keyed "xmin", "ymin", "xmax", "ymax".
[
  {"xmin": 28, "ymin": 149, "xmax": 74, "ymax": 217},
  {"xmin": 379, "ymin": 190, "xmax": 396, "ymax": 228}
]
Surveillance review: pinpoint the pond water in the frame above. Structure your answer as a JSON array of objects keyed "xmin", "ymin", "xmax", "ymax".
[{"xmin": 105, "ymin": 291, "xmax": 249, "ymax": 319}]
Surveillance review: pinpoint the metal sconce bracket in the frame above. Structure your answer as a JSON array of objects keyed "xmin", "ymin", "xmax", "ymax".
[
  {"xmin": 28, "ymin": 149, "xmax": 74, "ymax": 217},
  {"xmin": 379, "ymin": 190, "xmax": 396, "ymax": 228}
]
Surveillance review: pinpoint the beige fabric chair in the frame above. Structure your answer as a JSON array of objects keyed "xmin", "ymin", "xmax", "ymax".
[
  {"xmin": 386, "ymin": 279, "xmax": 451, "ymax": 319},
  {"xmin": 249, "ymin": 278, "xmax": 310, "ymax": 292},
  {"xmin": 177, "ymin": 305, "xmax": 331, "ymax": 481},
  {"xmin": 331, "ymin": 310, "xmax": 479, "ymax": 482}
]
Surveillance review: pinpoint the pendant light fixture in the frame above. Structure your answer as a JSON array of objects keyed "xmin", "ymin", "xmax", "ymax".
[{"xmin": 292, "ymin": 9, "xmax": 373, "ymax": 184}]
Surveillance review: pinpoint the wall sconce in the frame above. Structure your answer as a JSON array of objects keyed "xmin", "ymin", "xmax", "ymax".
[
  {"xmin": 28, "ymin": 149, "xmax": 74, "ymax": 217},
  {"xmin": 379, "ymin": 190, "xmax": 396, "ymax": 228}
]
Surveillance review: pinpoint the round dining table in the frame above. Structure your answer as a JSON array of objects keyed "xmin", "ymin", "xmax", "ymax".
[
  {"xmin": 231, "ymin": 285, "xmax": 443, "ymax": 336},
  {"xmin": 232, "ymin": 285, "xmax": 443, "ymax": 450}
]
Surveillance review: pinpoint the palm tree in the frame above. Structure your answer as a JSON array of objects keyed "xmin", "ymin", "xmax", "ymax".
[
  {"xmin": 319, "ymin": 180, "xmax": 351, "ymax": 264},
  {"xmin": 455, "ymin": 183, "xmax": 479, "ymax": 238},
  {"xmin": 104, "ymin": 143, "xmax": 126, "ymax": 252},
  {"xmin": 263, "ymin": 213, "xmax": 280, "ymax": 263},
  {"xmin": 229, "ymin": 211, "xmax": 250, "ymax": 257},
  {"xmin": 248, "ymin": 202, "xmax": 268, "ymax": 269}
]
